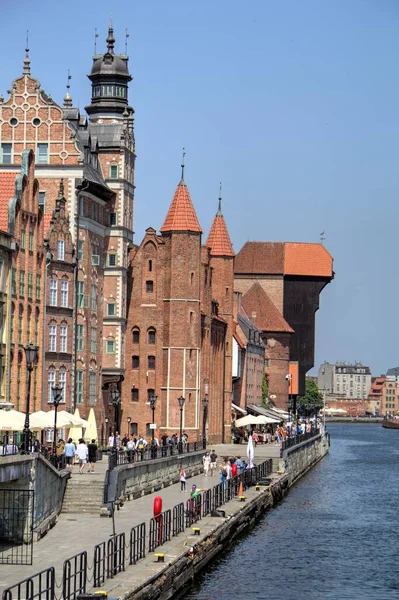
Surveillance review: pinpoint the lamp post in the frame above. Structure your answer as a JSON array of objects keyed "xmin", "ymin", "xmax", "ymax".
[
  {"xmin": 22, "ymin": 343, "xmax": 38, "ymax": 454},
  {"xmin": 202, "ymin": 396, "xmax": 208, "ymax": 448},
  {"xmin": 110, "ymin": 385, "xmax": 120, "ymax": 460},
  {"xmin": 104, "ymin": 417, "xmax": 109, "ymax": 446},
  {"xmin": 127, "ymin": 416, "xmax": 131, "ymax": 436},
  {"xmin": 149, "ymin": 394, "xmax": 157, "ymax": 444},
  {"xmin": 178, "ymin": 395, "xmax": 185, "ymax": 453},
  {"xmin": 51, "ymin": 383, "xmax": 64, "ymax": 457}
]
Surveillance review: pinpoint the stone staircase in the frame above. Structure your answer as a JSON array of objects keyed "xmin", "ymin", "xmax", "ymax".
[{"xmin": 62, "ymin": 476, "xmax": 104, "ymax": 515}]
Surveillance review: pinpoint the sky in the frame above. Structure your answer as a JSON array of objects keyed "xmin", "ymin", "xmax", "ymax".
[{"xmin": 2, "ymin": 0, "xmax": 399, "ymax": 376}]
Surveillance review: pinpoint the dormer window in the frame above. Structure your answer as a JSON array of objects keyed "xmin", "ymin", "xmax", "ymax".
[{"xmin": 109, "ymin": 165, "xmax": 118, "ymax": 179}]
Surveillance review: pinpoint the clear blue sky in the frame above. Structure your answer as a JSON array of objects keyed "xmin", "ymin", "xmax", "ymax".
[{"xmin": 3, "ymin": 0, "xmax": 399, "ymax": 376}]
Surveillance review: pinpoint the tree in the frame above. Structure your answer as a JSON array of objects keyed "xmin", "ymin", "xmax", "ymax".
[
  {"xmin": 297, "ymin": 378, "xmax": 324, "ymax": 414},
  {"xmin": 261, "ymin": 373, "xmax": 269, "ymax": 408}
]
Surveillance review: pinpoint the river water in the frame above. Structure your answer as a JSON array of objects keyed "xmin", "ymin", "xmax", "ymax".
[{"xmin": 185, "ymin": 424, "xmax": 399, "ymax": 600}]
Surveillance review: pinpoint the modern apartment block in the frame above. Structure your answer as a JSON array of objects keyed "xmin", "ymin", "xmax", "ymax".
[{"xmin": 318, "ymin": 361, "xmax": 372, "ymax": 399}]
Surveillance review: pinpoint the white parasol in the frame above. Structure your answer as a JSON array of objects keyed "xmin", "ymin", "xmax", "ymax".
[{"xmin": 247, "ymin": 434, "xmax": 255, "ymax": 469}]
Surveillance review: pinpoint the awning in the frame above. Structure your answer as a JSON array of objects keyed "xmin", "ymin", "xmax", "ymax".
[
  {"xmin": 232, "ymin": 403, "xmax": 247, "ymax": 415},
  {"xmin": 247, "ymin": 404, "xmax": 287, "ymax": 421}
]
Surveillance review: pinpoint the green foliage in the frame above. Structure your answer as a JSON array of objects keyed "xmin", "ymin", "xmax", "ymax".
[
  {"xmin": 261, "ymin": 373, "xmax": 269, "ymax": 408},
  {"xmin": 297, "ymin": 378, "xmax": 324, "ymax": 411}
]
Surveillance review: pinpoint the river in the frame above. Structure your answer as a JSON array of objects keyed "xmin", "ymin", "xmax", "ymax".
[{"xmin": 184, "ymin": 423, "xmax": 399, "ymax": 600}]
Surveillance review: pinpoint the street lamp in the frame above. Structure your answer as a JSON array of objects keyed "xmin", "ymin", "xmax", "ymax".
[
  {"xmin": 127, "ymin": 416, "xmax": 131, "ymax": 436},
  {"xmin": 178, "ymin": 395, "xmax": 185, "ymax": 453},
  {"xmin": 104, "ymin": 417, "xmax": 109, "ymax": 446},
  {"xmin": 51, "ymin": 383, "xmax": 64, "ymax": 457},
  {"xmin": 149, "ymin": 394, "xmax": 157, "ymax": 444},
  {"xmin": 110, "ymin": 385, "xmax": 120, "ymax": 456},
  {"xmin": 22, "ymin": 343, "xmax": 38, "ymax": 454},
  {"xmin": 202, "ymin": 396, "xmax": 208, "ymax": 448}
]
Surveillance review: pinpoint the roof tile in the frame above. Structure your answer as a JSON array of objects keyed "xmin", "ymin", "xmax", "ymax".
[
  {"xmin": 284, "ymin": 243, "xmax": 333, "ymax": 277},
  {"xmin": 242, "ymin": 282, "xmax": 293, "ymax": 333},
  {"xmin": 0, "ymin": 172, "xmax": 16, "ymax": 231},
  {"xmin": 206, "ymin": 214, "xmax": 234, "ymax": 257},
  {"xmin": 235, "ymin": 242, "xmax": 285, "ymax": 274},
  {"xmin": 160, "ymin": 180, "xmax": 202, "ymax": 234}
]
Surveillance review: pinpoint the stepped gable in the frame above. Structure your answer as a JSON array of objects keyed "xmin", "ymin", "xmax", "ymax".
[
  {"xmin": 235, "ymin": 242, "xmax": 285, "ymax": 274},
  {"xmin": 206, "ymin": 196, "xmax": 234, "ymax": 257},
  {"xmin": 242, "ymin": 282, "xmax": 293, "ymax": 333},
  {"xmin": 0, "ymin": 173, "xmax": 17, "ymax": 230},
  {"xmin": 284, "ymin": 242, "xmax": 333, "ymax": 277},
  {"xmin": 160, "ymin": 179, "xmax": 202, "ymax": 234}
]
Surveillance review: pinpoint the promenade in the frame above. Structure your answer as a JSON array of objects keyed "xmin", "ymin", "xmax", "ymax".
[{"xmin": 0, "ymin": 443, "xmax": 281, "ymax": 596}]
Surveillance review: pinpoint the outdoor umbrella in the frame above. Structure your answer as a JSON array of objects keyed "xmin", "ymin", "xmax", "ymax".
[
  {"xmin": 67, "ymin": 408, "xmax": 84, "ymax": 443},
  {"xmin": 84, "ymin": 408, "xmax": 98, "ymax": 442},
  {"xmin": 0, "ymin": 409, "xmax": 25, "ymax": 431},
  {"xmin": 256, "ymin": 415, "xmax": 280, "ymax": 424},
  {"xmin": 235, "ymin": 414, "xmax": 265, "ymax": 427},
  {"xmin": 247, "ymin": 434, "xmax": 255, "ymax": 468}
]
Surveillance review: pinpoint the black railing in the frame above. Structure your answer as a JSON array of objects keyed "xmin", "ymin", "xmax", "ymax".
[
  {"xmin": 129, "ymin": 522, "xmax": 146, "ymax": 565},
  {"xmin": 3, "ymin": 458, "xmax": 274, "ymax": 599},
  {"xmin": 0, "ymin": 488, "xmax": 34, "ymax": 566},
  {"xmin": 62, "ymin": 551, "xmax": 87, "ymax": 600},
  {"xmin": 110, "ymin": 440, "xmax": 207, "ymax": 469},
  {"xmin": 172, "ymin": 503, "xmax": 185, "ymax": 536},
  {"xmin": 149, "ymin": 509, "xmax": 172, "ymax": 552},
  {"xmin": 281, "ymin": 427, "xmax": 319, "ymax": 451},
  {"xmin": 2, "ymin": 567, "xmax": 55, "ymax": 600}
]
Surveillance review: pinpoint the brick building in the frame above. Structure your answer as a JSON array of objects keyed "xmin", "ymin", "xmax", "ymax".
[
  {"xmin": 122, "ymin": 180, "xmax": 234, "ymax": 444},
  {"xmin": 0, "ymin": 27, "xmax": 135, "ymax": 422},
  {"xmin": 0, "ymin": 232, "xmax": 12, "ymax": 404}
]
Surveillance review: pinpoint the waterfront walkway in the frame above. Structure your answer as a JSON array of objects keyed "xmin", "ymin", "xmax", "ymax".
[{"xmin": 0, "ymin": 443, "xmax": 281, "ymax": 595}]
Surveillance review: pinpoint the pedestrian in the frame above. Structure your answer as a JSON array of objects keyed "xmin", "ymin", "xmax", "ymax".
[
  {"xmin": 203, "ymin": 451, "xmax": 211, "ymax": 476},
  {"xmin": 127, "ymin": 436, "xmax": 135, "ymax": 462},
  {"xmin": 136, "ymin": 435, "xmax": 147, "ymax": 459},
  {"xmin": 87, "ymin": 438, "xmax": 98, "ymax": 473},
  {"xmin": 235, "ymin": 455, "xmax": 244, "ymax": 475},
  {"xmin": 209, "ymin": 449, "xmax": 217, "ymax": 476},
  {"xmin": 180, "ymin": 467, "xmax": 187, "ymax": 492},
  {"xmin": 64, "ymin": 438, "xmax": 75, "ymax": 470},
  {"xmin": 219, "ymin": 460, "xmax": 228, "ymax": 487},
  {"xmin": 76, "ymin": 438, "xmax": 88, "ymax": 474},
  {"xmin": 223, "ymin": 456, "xmax": 232, "ymax": 480}
]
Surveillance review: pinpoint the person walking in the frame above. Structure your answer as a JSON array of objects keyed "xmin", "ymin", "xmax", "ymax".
[
  {"xmin": 64, "ymin": 438, "xmax": 75, "ymax": 471},
  {"xmin": 220, "ymin": 460, "xmax": 228, "ymax": 487},
  {"xmin": 209, "ymin": 449, "xmax": 217, "ymax": 476},
  {"xmin": 56, "ymin": 439, "xmax": 65, "ymax": 468},
  {"xmin": 76, "ymin": 438, "xmax": 88, "ymax": 474},
  {"xmin": 87, "ymin": 439, "xmax": 98, "ymax": 473},
  {"xmin": 180, "ymin": 467, "xmax": 187, "ymax": 492},
  {"xmin": 203, "ymin": 451, "xmax": 211, "ymax": 476}
]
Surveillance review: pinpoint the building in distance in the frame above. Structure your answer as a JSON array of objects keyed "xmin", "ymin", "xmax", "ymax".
[{"xmin": 318, "ymin": 361, "xmax": 372, "ymax": 400}]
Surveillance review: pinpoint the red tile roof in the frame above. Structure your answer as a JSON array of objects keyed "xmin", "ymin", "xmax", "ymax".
[
  {"xmin": 241, "ymin": 282, "xmax": 293, "ymax": 333},
  {"xmin": 206, "ymin": 209, "xmax": 234, "ymax": 257},
  {"xmin": 235, "ymin": 241, "xmax": 333, "ymax": 278},
  {"xmin": 0, "ymin": 172, "xmax": 16, "ymax": 231},
  {"xmin": 284, "ymin": 243, "xmax": 333, "ymax": 277},
  {"xmin": 160, "ymin": 180, "xmax": 202, "ymax": 234},
  {"xmin": 43, "ymin": 212, "xmax": 53, "ymax": 237}
]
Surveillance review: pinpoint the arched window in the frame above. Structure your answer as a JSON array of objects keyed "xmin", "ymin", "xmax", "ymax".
[
  {"xmin": 148, "ymin": 329, "xmax": 156, "ymax": 345},
  {"xmin": 132, "ymin": 328, "xmax": 140, "ymax": 344}
]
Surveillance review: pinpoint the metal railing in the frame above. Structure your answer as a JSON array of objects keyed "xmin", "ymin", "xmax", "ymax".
[
  {"xmin": 281, "ymin": 427, "xmax": 319, "ymax": 451},
  {"xmin": 109, "ymin": 440, "xmax": 206, "ymax": 469},
  {"xmin": 3, "ymin": 458, "xmax": 274, "ymax": 600}
]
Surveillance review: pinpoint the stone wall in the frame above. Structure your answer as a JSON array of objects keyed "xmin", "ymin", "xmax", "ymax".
[
  {"xmin": 282, "ymin": 432, "xmax": 330, "ymax": 485},
  {"xmin": 106, "ymin": 450, "xmax": 204, "ymax": 507}
]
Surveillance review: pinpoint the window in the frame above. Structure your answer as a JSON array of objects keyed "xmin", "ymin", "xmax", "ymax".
[
  {"xmin": 11, "ymin": 268, "xmax": 16, "ymax": 295},
  {"xmin": 58, "ymin": 240, "xmax": 65, "ymax": 261},
  {"xmin": 146, "ymin": 423, "xmax": 152, "ymax": 437},
  {"xmin": 77, "ymin": 281, "xmax": 85, "ymax": 308},
  {"xmin": 19, "ymin": 271, "xmax": 25, "ymax": 297},
  {"xmin": 132, "ymin": 355, "xmax": 139, "ymax": 369},
  {"xmin": 27, "ymin": 273, "xmax": 33, "ymax": 299},
  {"xmin": 59, "ymin": 371, "xmax": 66, "ymax": 402},
  {"xmin": 78, "ymin": 240, "xmax": 83, "ymax": 261},
  {"xmin": 37, "ymin": 143, "xmax": 48, "ymax": 164},
  {"xmin": 107, "ymin": 303, "xmax": 116, "ymax": 317},
  {"xmin": 106, "ymin": 340, "xmax": 115, "ymax": 354},
  {"xmin": 38, "ymin": 191, "xmax": 45, "ymax": 208},
  {"xmin": 130, "ymin": 422, "xmax": 138, "ymax": 436},
  {"xmin": 131, "ymin": 388, "xmax": 139, "ymax": 402},
  {"xmin": 147, "ymin": 389, "xmax": 155, "ymax": 402},
  {"xmin": 50, "ymin": 278, "xmax": 57, "ymax": 306},
  {"xmin": 29, "ymin": 232, "xmax": 34, "ymax": 252},
  {"xmin": 148, "ymin": 260, "xmax": 152, "ymax": 272},
  {"xmin": 20, "ymin": 230, "xmax": 26, "ymax": 250},
  {"xmin": 61, "ymin": 280, "xmax": 68, "ymax": 307},
  {"xmin": 49, "ymin": 325, "xmax": 57, "ymax": 352},
  {"xmin": 91, "ymin": 285, "xmax": 97, "ymax": 311},
  {"xmin": 76, "ymin": 371, "xmax": 83, "ymax": 404},
  {"xmin": 109, "ymin": 212, "xmax": 117, "ymax": 226},
  {"xmin": 60, "ymin": 325, "xmax": 67, "ymax": 353},
  {"xmin": 90, "ymin": 327, "xmax": 97, "ymax": 354},
  {"xmin": 133, "ymin": 329, "xmax": 140, "ymax": 343},
  {"xmin": 109, "ymin": 165, "xmax": 118, "ymax": 179},
  {"xmin": 76, "ymin": 324, "xmax": 84, "ymax": 351},
  {"xmin": 146, "ymin": 280, "xmax": 154, "ymax": 293},
  {"xmin": 1, "ymin": 143, "xmax": 12, "ymax": 164},
  {"xmin": 148, "ymin": 329, "xmax": 156, "ymax": 345},
  {"xmin": 148, "ymin": 355, "xmax": 155, "ymax": 370},
  {"xmin": 108, "ymin": 254, "xmax": 116, "ymax": 267},
  {"xmin": 48, "ymin": 370, "xmax": 56, "ymax": 403},
  {"xmin": 89, "ymin": 372, "xmax": 96, "ymax": 405}
]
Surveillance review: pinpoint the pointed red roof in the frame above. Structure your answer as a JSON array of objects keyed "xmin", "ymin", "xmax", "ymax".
[
  {"xmin": 160, "ymin": 180, "xmax": 202, "ymax": 234},
  {"xmin": 206, "ymin": 200, "xmax": 234, "ymax": 257},
  {"xmin": 242, "ymin": 282, "xmax": 294, "ymax": 333},
  {"xmin": 0, "ymin": 172, "xmax": 16, "ymax": 231}
]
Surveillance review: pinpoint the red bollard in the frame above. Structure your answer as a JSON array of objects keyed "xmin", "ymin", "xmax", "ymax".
[{"xmin": 154, "ymin": 496, "xmax": 163, "ymax": 546}]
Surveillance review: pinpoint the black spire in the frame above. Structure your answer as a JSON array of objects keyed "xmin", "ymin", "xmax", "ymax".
[
  {"xmin": 23, "ymin": 30, "xmax": 30, "ymax": 75},
  {"xmin": 217, "ymin": 182, "xmax": 222, "ymax": 216},
  {"xmin": 180, "ymin": 148, "xmax": 186, "ymax": 183},
  {"xmin": 106, "ymin": 25, "xmax": 115, "ymax": 54}
]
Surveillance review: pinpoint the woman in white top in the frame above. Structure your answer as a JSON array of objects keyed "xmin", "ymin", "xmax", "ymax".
[{"xmin": 76, "ymin": 438, "xmax": 88, "ymax": 474}]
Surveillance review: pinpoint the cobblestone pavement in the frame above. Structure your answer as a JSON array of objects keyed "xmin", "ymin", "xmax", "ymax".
[{"xmin": 0, "ymin": 442, "xmax": 280, "ymax": 594}]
